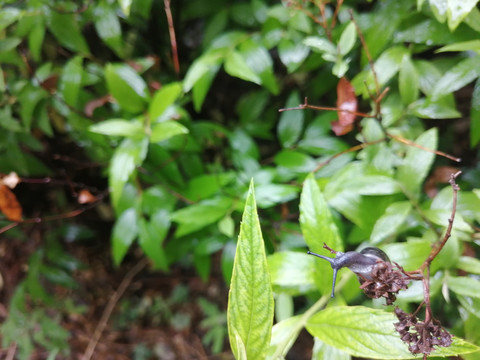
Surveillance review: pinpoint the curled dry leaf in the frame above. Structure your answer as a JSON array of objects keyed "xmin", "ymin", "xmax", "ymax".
[
  {"xmin": 84, "ymin": 95, "xmax": 113, "ymax": 117},
  {"xmin": 332, "ymin": 77, "xmax": 357, "ymax": 136},
  {"xmin": 0, "ymin": 184, "xmax": 22, "ymax": 222},
  {"xmin": 77, "ymin": 189, "xmax": 97, "ymax": 204}
]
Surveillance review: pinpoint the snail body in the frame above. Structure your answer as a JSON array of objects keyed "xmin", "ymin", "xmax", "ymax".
[{"xmin": 307, "ymin": 247, "xmax": 390, "ymax": 297}]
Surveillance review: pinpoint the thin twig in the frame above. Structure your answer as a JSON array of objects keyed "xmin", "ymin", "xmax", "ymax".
[
  {"xmin": 420, "ymin": 171, "xmax": 462, "ymax": 271},
  {"xmin": 279, "ymin": 97, "xmax": 376, "ymax": 118},
  {"xmin": 388, "ymin": 132, "xmax": 462, "ymax": 162},
  {"xmin": 82, "ymin": 258, "xmax": 149, "ymax": 360},
  {"xmin": 164, "ymin": 0, "xmax": 180, "ymax": 74}
]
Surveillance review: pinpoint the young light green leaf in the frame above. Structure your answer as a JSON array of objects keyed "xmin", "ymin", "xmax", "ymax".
[
  {"xmin": 278, "ymin": 39, "xmax": 310, "ymax": 73},
  {"xmin": 105, "ymin": 63, "xmax": 149, "ymax": 113},
  {"xmin": 112, "ymin": 208, "xmax": 138, "ymax": 266},
  {"xmin": 396, "ymin": 128, "xmax": 437, "ymax": 195},
  {"xmin": 458, "ymin": 256, "xmax": 480, "ymax": 275},
  {"xmin": 267, "ymin": 315, "xmax": 303, "ymax": 359},
  {"xmin": 429, "ymin": 0, "xmax": 448, "ymax": 23},
  {"xmin": 303, "ymin": 36, "xmax": 336, "ymax": 55},
  {"xmin": 313, "ymin": 337, "xmax": 351, "ymax": 360},
  {"xmin": 471, "ymin": 79, "xmax": 480, "ymax": 147},
  {"xmin": 93, "ymin": 0, "xmax": 124, "ymax": 57},
  {"xmin": 409, "ymin": 98, "xmax": 461, "ymax": 119},
  {"xmin": 436, "ymin": 40, "xmax": 480, "ymax": 53},
  {"xmin": 109, "ymin": 137, "xmax": 149, "ymax": 209},
  {"xmin": 307, "ymin": 306, "xmax": 480, "ymax": 359},
  {"xmin": 227, "ymin": 180, "xmax": 274, "ymax": 360},
  {"xmin": 338, "ymin": 22, "xmax": 356, "ymax": 56},
  {"xmin": 399, "ymin": 55, "xmax": 419, "ymax": 105},
  {"xmin": 183, "ymin": 50, "xmax": 223, "ymax": 93},
  {"xmin": 277, "ymin": 91, "xmax": 304, "ymax": 148},
  {"xmin": 150, "ymin": 121, "xmax": 189, "ymax": 143},
  {"xmin": 370, "ymin": 201, "xmax": 412, "ymax": 244},
  {"xmin": 224, "ymin": 50, "xmax": 262, "ymax": 85},
  {"xmin": 89, "ymin": 119, "xmax": 144, "ymax": 137}
]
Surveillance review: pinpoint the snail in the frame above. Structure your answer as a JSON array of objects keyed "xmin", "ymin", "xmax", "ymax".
[{"xmin": 307, "ymin": 247, "xmax": 390, "ymax": 298}]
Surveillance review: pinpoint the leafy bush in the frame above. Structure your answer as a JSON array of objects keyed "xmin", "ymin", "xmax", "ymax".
[{"xmin": 1, "ymin": 0, "xmax": 480, "ymax": 358}]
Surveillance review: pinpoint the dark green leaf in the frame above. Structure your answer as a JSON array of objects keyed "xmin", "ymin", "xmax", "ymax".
[
  {"xmin": 48, "ymin": 12, "xmax": 89, "ymax": 53},
  {"xmin": 471, "ymin": 78, "xmax": 480, "ymax": 147},
  {"xmin": 399, "ymin": 55, "xmax": 419, "ymax": 105},
  {"xmin": 93, "ymin": 0, "xmax": 124, "ymax": 57},
  {"xmin": 59, "ymin": 56, "xmax": 83, "ymax": 108}
]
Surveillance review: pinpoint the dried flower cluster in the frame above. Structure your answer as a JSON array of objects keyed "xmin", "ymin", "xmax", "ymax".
[
  {"xmin": 394, "ymin": 307, "xmax": 453, "ymax": 355},
  {"xmin": 359, "ymin": 261, "xmax": 410, "ymax": 305}
]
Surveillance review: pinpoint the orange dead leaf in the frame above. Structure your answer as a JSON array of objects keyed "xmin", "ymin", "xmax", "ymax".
[
  {"xmin": 84, "ymin": 95, "xmax": 112, "ymax": 117},
  {"xmin": 77, "ymin": 189, "xmax": 97, "ymax": 204},
  {"xmin": 0, "ymin": 184, "xmax": 22, "ymax": 221},
  {"xmin": 332, "ymin": 77, "xmax": 358, "ymax": 136}
]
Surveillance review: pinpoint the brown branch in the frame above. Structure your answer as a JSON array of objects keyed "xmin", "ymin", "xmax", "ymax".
[
  {"xmin": 278, "ymin": 97, "xmax": 376, "ymax": 118},
  {"xmin": 313, "ymin": 138, "xmax": 385, "ymax": 172},
  {"xmin": 164, "ymin": 0, "xmax": 180, "ymax": 75},
  {"xmin": 388, "ymin": 132, "xmax": 462, "ymax": 162},
  {"xmin": 420, "ymin": 171, "xmax": 462, "ymax": 271},
  {"xmin": 82, "ymin": 258, "xmax": 149, "ymax": 360}
]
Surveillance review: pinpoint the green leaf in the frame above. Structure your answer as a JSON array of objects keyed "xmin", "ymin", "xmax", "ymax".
[
  {"xmin": 396, "ymin": 128, "xmax": 437, "ymax": 195},
  {"xmin": 446, "ymin": 0, "xmax": 479, "ymax": 31},
  {"xmin": 277, "ymin": 91, "xmax": 304, "ymax": 147},
  {"xmin": 448, "ymin": 276, "xmax": 480, "ymax": 298},
  {"xmin": 436, "ymin": 40, "xmax": 480, "ymax": 53},
  {"xmin": 303, "ymin": 36, "xmax": 336, "ymax": 55},
  {"xmin": 183, "ymin": 51, "xmax": 223, "ymax": 93},
  {"xmin": 313, "ymin": 338, "xmax": 351, "ymax": 360},
  {"xmin": 48, "ymin": 12, "xmax": 89, "ymax": 53},
  {"xmin": 370, "ymin": 201, "xmax": 412, "ymax": 244},
  {"xmin": 138, "ymin": 211, "xmax": 169, "ymax": 270},
  {"xmin": 429, "ymin": 0, "xmax": 448, "ymax": 23},
  {"xmin": 171, "ymin": 197, "xmax": 233, "ymax": 237},
  {"xmin": 306, "ymin": 306, "xmax": 480, "ymax": 359},
  {"xmin": 338, "ymin": 22, "xmax": 356, "ymax": 56},
  {"xmin": 93, "ymin": 0, "xmax": 124, "ymax": 57},
  {"xmin": 278, "ymin": 39, "xmax": 309, "ymax": 73},
  {"xmin": 112, "ymin": 208, "xmax": 138, "ymax": 266},
  {"xmin": 383, "ymin": 240, "xmax": 431, "ymax": 271},
  {"xmin": 274, "ymin": 150, "xmax": 317, "ymax": 173},
  {"xmin": 227, "ymin": 180, "xmax": 274, "ymax": 360},
  {"xmin": 89, "ymin": 119, "xmax": 144, "ymax": 137},
  {"xmin": 224, "ymin": 50, "xmax": 261, "ymax": 85},
  {"xmin": 471, "ymin": 79, "xmax": 480, "ymax": 147},
  {"xmin": 105, "ymin": 63, "xmax": 149, "ymax": 113},
  {"xmin": 399, "ymin": 55, "xmax": 419, "ymax": 105},
  {"xmin": 409, "ymin": 98, "xmax": 461, "ymax": 119},
  {"xmin": 268, "ymin": 252, "xmax": 316, "ymax": 295},
  {"xmin": 118, "ymin": 0, "xmax": 132, "ymax": 16},
  {"xmin": 458, "ymin": 256, "xmax": 480, "ymax": 275},
  {"xmin": 150, "ymin": 121, "xmax": 189, "ymax": 143},
  {"xmin": 0, "ymin": 7, "xmax": 20, "ymax": 31},
  {"xmin": 267, "ymin": 315, "xmax": 303, "ymax": 359},
  {"xmin": 149, "ymin": 82, "xmax": 183, "ymax": 121},
  {"xmin": 431, "ymin": 56, "xmax": 480, "ymax": 100},
  {"xmin": 59, "ymin": 56, "xmax": 83, "ymax": 108},
  {"xmin": 238, "ymin": 38, "xmax": 279, "ymax": 94},
  {"xmin": 254, "ymin": 184, "xmax": 299, "ymax": 208},
  {"xmin": 109, "ymin": 137, "xmax": 149, "ymax": 209},
  {"xmin": 300, "ymin": 173, "xmax": 343, "ymax": 296}
]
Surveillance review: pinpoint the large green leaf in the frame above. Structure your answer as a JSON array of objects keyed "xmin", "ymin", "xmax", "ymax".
[
  {"xmin": 149, "ymin": 82, "xmax": 183, "ymax": 121},
  {"xmin": 227, "ymin": 180, "xmax": 274, "ymax": 360},
  {"xmin": 471, "ymin": 78, "xmax": 480, "ymax": 147},
  {"xmin": 105, "ymin": 63, "xmax": 149, "ymax": 113},
  {"xmin": 267, "ymin": 251, "xmax": 316, "ymax": 295},
  {"xmin": 446, "ymin": 0, "xmax": 479, "ymax": 31},
  {"xmin": 300, "ymin": 173, "xmax": 343, "ymax": 295},
  {"xmin": 306, "ymin": 306, "xmax": 480, "ymax": 359},
  {"xmin": 89, "ymin": 118, "xmax": 144, "ymax": 137},
  {"xmin": 112, "ymin": 208, "xmax": 138, "ymax": 266},
  {"xmin": 48, "ymin": 12, "xmax": 89, "ymax": 53},
  {"xmin": 396, "ymin": 128, "xmax": 437, "ymax": 195},
  {"xmin": 431, "ymin": 56, "xmax": 480, "ymax": 100},
  {"xmin": 109, "ymin": 137, "xmax": 149, "ymax": 209},
  {"xmin": 93, "ymin": 0, "xmax": 124, "ymax": 57},
  {"xmin": 277, "ymin": 91, "xmax": 304, "ymax": 148},
  {"xmin": 448, "ymin": 276, "xmax": 480, "ymax": 298},
  {"xmin": 150, "ymin": 121, "xmax": 189, "ymax": 143},
  {"xmin": 59, "ymin": 56, "xmax": 83, "ymax": 108},
  {"xmin": 224, "ymin": 50, "xmax": 261, "ymax": 85},
  {"xmin": 370, "ymin": 201, "xmax": 412, "ymax": 244}
]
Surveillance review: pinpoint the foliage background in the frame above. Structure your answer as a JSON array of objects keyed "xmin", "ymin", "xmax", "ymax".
[{"xmin": 1, "ymin": 0, "xmax": 480, "ymax": 359}]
